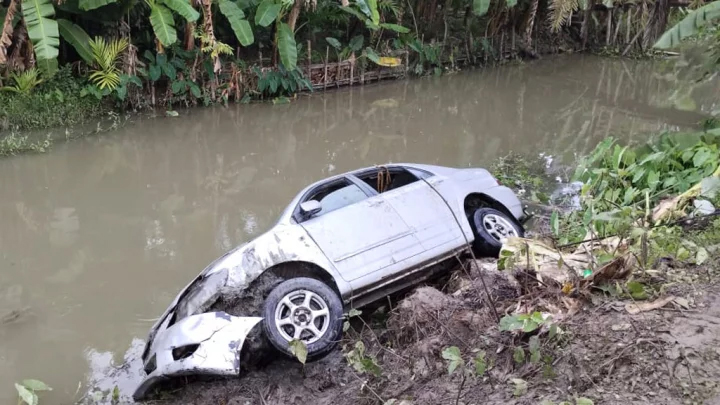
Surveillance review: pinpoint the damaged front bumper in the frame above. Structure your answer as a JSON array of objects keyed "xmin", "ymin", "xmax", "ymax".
[{"xmin": 132, "ymin": 312, "xmax": 262, "ymax": 400}]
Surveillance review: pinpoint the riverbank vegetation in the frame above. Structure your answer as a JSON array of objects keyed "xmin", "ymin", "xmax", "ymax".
[{"xmin": 1, "ymin": 0, "xmax": 716, "ymax": 131}]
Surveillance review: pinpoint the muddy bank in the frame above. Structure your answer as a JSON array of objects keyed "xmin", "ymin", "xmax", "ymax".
[{"xmin": 135, "ymin": 250, "xmax": 720, "ymax": 405}]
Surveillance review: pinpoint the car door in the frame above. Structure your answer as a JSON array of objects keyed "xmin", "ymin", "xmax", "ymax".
[
  {"xmin": 354, "ymin": 167, "xmax": 464, "ymax": 253},
  {"xmin": 298, "ymin": 177, "xmax": 424, "ymax": 283}
]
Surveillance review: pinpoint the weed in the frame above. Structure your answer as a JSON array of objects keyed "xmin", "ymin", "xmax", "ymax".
[
  {"xmin": 0, "ymin": 66, "xmax": 107, "ymax": 131},
  {"xmin": 15, "ymin": 379, "xmax": 51, "ymax": 405},
  {"xmin": 0, "ymin": 133, "xmax": 52, "ymax": 156}
]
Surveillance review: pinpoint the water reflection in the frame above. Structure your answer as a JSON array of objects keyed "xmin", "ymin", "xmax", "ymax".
[{"xmin": 0, "ymin": 54, "xmax": 715, "ymax": 404}]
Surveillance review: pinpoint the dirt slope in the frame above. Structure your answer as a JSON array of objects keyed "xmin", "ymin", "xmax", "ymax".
[{"xmin": 141, "ymin": 257, "xmax": 720, "ymax": 405}]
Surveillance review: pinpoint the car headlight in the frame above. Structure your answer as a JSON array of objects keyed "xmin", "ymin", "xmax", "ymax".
[{"xmin": 173, "ymin": 268, "xmax": 229, "ymax": 322}]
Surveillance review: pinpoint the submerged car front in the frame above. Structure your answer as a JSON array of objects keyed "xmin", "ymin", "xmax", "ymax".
[
  {"xmin": 132, "ymin": 215, "xmax": 342, "ymax": 400},
  {"xmin": 132, "ymin": 242, "xmax": 265, "ymax": 400}
]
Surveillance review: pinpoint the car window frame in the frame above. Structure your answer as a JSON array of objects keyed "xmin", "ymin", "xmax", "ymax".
[
  {"xmin": 351, "ymin": 165, "xmax": 433, "ymax": 194},
  {"xmin": 292, "ymin": 176, "xmax": 377, "ymax": 223}
]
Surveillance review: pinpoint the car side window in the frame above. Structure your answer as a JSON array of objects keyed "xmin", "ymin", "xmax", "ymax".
[
  {"xmin": 356, "ymin": 167, "xmax": 422, "ymax": 194},
  {"xmin": 304, "ymin": 180, "xmax": 368, "ymax": 219}
]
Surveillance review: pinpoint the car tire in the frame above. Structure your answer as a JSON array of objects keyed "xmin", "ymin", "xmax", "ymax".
[
  {"xmin": 471, "ymin": 207, "xmax": 524, "ymax": 257},
  {"xmin": 262, "ymin": 277, "xmax": 343, "ymax": 360}
]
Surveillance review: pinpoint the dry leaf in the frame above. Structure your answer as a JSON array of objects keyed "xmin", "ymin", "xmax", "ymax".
[{"xmin": 625, "ymin": 295, "xmax": 676, "ymax": 314}]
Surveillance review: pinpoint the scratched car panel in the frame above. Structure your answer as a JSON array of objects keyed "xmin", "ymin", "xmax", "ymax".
[{"xmin": 133, "ymin": 163, "xmax": 525, "ymax": 399}]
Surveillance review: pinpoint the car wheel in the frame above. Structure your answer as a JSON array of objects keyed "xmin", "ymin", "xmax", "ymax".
[
  {"xmin": 262, "ymin": 277, "xmax": 343, "ymax": 360},
  {"xmin": 471, "ymin": 207, "xmax": 524, "ymax": 257}
]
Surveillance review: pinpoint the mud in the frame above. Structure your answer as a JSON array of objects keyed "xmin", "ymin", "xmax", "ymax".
[{"xmin": 139, "ymin": 255, "xmax": 720, "ymax": 405}]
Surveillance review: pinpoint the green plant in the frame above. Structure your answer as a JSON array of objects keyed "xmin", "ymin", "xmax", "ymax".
[
  {"xmin": 88, "ymin": 36, "xmax": 129, "ymax": 90},
  {"xmin": 15, "ymin": 379, "xmax": 52, "ymax": 405},
  {"xmin": 344, "ymin": 341, "xmax": 381, "ymax": 376},
  {"xmin": 0, "ymin": 133, "xmax": 52, "ymax": 155},
  {"xmin": 288, "ymin": 339, "xmax": 308, "ymax": 364},
  {"xmin": 1, "ymin": 65, "xmax": 107, "ymax": 131},
  {"xmin": 499, "ymin": 311, "xmax": 555, "ymax": 333},
  {"xmin": 568, "ymin": 134, "xmax": 720, "ymax": 242},
  {"xmin": 1, "ymin": 68, "xmax": 43, "ymax": 94},
  {"xmin": 21, "ymin": 0, "xmax": 60, "ymax": 74},
  {"xmin": 441, "ymin": 346, "xmax": 488, "ymax": 377},
  {"xmin": 653, "ymin": 1, "xmax": 720, "ymax": 49},
  {"xmin": 326, "ymin": 35, "xmax": 365, "ymax": 61},
  {"xmin": 254, "ymin": 64, "xmax": 311, "ymax": 98}
]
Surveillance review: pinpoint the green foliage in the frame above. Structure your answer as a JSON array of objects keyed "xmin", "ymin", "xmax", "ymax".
[
  {"xmin": 473, "ymin": 0, "xmax": 490, "ymax": 16},
  {"xmin": 512, "ymin": 346, "xmax": 525, "ymax": 363},
  {"xmin": 626, "ymin": 280, "xmax": 648, "ymax": 299},
  {"xmin": 57, "ymin": 19, "xmax": 92, "ymax": 63},
  {"xmin": 473, "ymin": 350, "xmax": 487, "ymax": 376},
  {"xmin": 288, "ymin": 339, "xmax": 308, "ymax": 364},
  {"xmin": 88, "ymin": 36, "xmax": 129, "ymax": 90},
  {"xmin": 441, "ymin": 346, "xmax": 489, "ymax": 378},
  {"xmin": 0, "ymin": 66, "xmax": 106, "ymax": 131},
  {"xmin": 442, "ymin": 346, "xmax": 464, "ymax": 375},
  {"xmin": 21, "ymin": 0, "xmax": 60, "ymax": 74},
  {"xmin": 343, "ymin": 308, "xmax": 362, "ymax": 332},
  {"xmin": 255, "ymin": 0, "xmax": 281, "ymax": 27},
  {"xmin": 277, "ymin": 22, "xmax": 297, "ymax": 70},
  {"xmin": 0, "ymin": 133, "xmax": 52, "ymax": 156},
  {"xmin": 15, "ymin": 379, "xmax": 52, "ymax": 405},
  {"xmin": 1, "ymin": 68, "xmax": 44, "ymax": 94},
  {"xmin": 164, "ymin": 0, "xmax": 200, "ymax": 22},
  {"xmin": 569, "ymin": 134, "xmax": 720, "ymax": 241},
  {"xmin": 254, "ymin": 64, "xmax": 311, "ymax": 97},
  {"xmin": 528, "ymin": 335, "xmax": 541, "ymax": 363},
  {"xmin": 219, "ymin": 0, "xmax": 254, "ymax": 46},
  {"xmin": 511, "ymin": 378, "xmax": 527, "ymax": 396},
  {"xmin": 344, "ymin": 341, "xmax": 382, "ymax": 377},
  {"xmin": 407, "ymin": 38, "xmax": 442, "ymax": 75},
  {"xmin": 499, "ymin": 312, "xmax": 553, "ymax": 333},
  {"xmin": 654, "ymin": 1, "xmax": 720, "ymax": 49},
  {"xmin": 148, "ymin": 1, "xmax": 177, "ymax": 46},
  {"xmin": 79, "ymin": 0, "xmax": 117, "ymax": 11}
]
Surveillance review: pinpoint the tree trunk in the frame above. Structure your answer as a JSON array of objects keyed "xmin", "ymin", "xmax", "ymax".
[
  {"xmin": 581, "ymin": 0, "xmax": 594, "ymax": 48},
  {"xmin": 287, "ymin": 0, "xmax": 303, "ymax": 32},
  {"xmin": 0, "ymin": 0, "xmax": 18, "ymax": 65},
  {"xmin": 185, "ymin": 22, "xmax": 196, "ymax": 50},
  {"xmin": 523, "ymin": 0, "xmax": 539, "ymax": 46},
  {"xmin": 642, "ymin": 0, "xmax": 668, "ymax": 48}
]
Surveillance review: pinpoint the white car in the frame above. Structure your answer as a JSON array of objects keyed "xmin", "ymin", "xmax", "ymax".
[{"xmin": 133, "ymin": 163, "xmax": 526, "ymax": 399}]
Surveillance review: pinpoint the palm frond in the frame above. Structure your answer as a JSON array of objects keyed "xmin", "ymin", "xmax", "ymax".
[
  {"xmin": 0, "ymin": 68, "xmax": 43, "ymax": 94},
  {"xmin": 548, "ymin": 0, "xmax": 579, "ymax": 33},
  {"xmin": 88, "ymin": 36, "xmax": 128, "ymax": 90}
]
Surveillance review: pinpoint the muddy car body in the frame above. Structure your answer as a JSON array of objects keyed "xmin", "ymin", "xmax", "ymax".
[{"xmin": 134, "ymin": 163, "xmax": 526, "ymax": 399}]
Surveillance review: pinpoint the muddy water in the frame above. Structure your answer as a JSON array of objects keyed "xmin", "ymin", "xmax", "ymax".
[{"xmin": 0, "ymin": 54, "xmax": 715, "ymax": 403}]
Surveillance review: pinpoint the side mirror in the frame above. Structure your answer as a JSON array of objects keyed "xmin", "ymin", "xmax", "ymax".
[{"xmin": 300, "ymin": 200, "xmax": 322, "ymax": 217}]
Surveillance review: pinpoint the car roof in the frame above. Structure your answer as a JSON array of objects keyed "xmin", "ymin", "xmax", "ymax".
[{"xmin": 275, "ymin": 163, "xmax": 447, "ymax": 225}]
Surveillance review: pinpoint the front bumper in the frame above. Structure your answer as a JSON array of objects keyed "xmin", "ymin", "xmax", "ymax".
[{"xmin": 132, "ymin": 312, "xmax": 262, "ymax": 400}]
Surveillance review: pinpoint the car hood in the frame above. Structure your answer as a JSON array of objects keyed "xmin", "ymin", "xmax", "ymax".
[{"xmin": 141, "ymin": 242, "xmax": 255, "ymax": 359}]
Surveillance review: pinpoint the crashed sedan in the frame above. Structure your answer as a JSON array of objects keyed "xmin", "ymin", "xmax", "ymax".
[{"xmin": 133, "ymin": 163, "xmax": 526, "ymax": 399}]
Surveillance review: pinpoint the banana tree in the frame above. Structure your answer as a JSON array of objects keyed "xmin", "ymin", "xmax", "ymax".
[
  {"xmin": 22, "ymin": 0, "xmax": 60, "ymax": 73},
  {"xmin": 249, "ymin": 0, "xmax": 297, "ymax": 69},
  {"xmin": 338, "ymin": 0, "xmax": 409, "ymax": 67},
  {"xmin": 2, "ymin": 0, "xmax": 108, "ymax": 74},
  {"xmin": 653, "ymin": 1, "xmax": 720, "ymax": 49}
]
